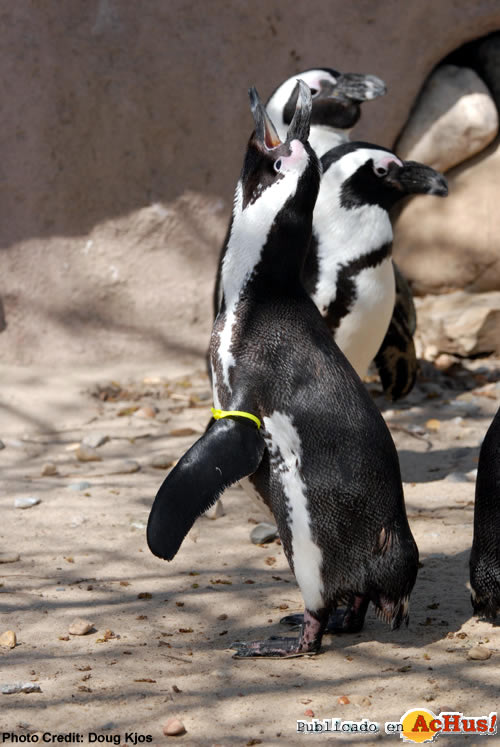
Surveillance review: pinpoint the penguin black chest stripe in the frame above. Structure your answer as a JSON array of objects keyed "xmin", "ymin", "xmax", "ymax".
[{"xmin": 324, "ymin": 241, "xmax": 392, "ymax": 333}]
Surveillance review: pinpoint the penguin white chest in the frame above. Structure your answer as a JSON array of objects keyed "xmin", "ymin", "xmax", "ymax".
[
  {"xmin": 263, "ymin": 411, "xmax": 324, "ymax": 612},
  {"xmin": 335, "ymin": 258, "xmax": 395, "ymax": 377}
]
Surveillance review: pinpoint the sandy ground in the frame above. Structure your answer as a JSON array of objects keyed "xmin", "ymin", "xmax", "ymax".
[{"xmin": 1, "ymin": 357, "xmax": 499, "ymax": 746}]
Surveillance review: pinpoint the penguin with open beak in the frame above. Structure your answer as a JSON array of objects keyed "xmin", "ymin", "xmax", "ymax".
[{"xmin": 148, "ymin": 82, "xmax": 418, "ymax": 658}]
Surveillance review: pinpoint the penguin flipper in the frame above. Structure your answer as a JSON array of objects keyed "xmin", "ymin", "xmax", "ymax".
[
  {"xmin": 374, "ymin": 266, "xmax": 418, "ymax": 401},
  {"xmin": 147, "ymin": 418, "xmax": 265, "ymax": 561}
]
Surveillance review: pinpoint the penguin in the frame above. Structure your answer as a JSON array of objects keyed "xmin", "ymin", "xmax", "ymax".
[
  {"xmin": 470, "ymin": 406, "xmax": 500, "ymax": 618},
  {"xmin": 303, "ymin": 141, "xmax": 448, "ymax": 390},
  {"xmin": 213, "ymin": 68, "xmax": 444, "ymax": 400},
  {"xmin": 265, "ymin": 67, "xmax": 387, "ymax": 157},
  {"xmin": 213, "ymin": 67, "xmax": 386, "ymax": 321},
  {"xmin": 266, "ymin": 68, "xmax": 420, "ymax": 400},
  {"xmin": 148, "ymin": 82, "xmax": 419, "ymax": 657}
]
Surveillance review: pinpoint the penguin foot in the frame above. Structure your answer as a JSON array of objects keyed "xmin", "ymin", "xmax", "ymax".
[
  {"xmin": 231, "ymin": 608, "xmax": 327, "ymax": 658},
  {"xmin": 280, "ymin": 596, "xmax": 368, "ymax": 634},
  {"xmin": 230, "ymin": 636, "xmax": 316, "ymax": 658}
]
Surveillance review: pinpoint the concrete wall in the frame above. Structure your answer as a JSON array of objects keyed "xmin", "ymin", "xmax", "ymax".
[{"xmin": 2, "ymin": 0, "xmax": 500, "ymax": 365}]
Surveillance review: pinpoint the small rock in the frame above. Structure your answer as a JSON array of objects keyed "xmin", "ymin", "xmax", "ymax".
[
  {"xmin": 444, "ymin": 472, "xmax": 469, "ymax": 483},
  {"xmin": 434, "ymin": 353, "xmax": 459, "ymax": 370},
  {"xmin": 169, "ymin": 427, "xmax": 197, "ymax": 437},
  {"xmin": 0, "ymin": 631, "xmax": 17, "ymax": 649},
  {"xmin": 14, "ymin": 496, "xmax": 41, "ymax": 509},
  {"xmin": 163, "ymin": 718, "xmax": 186, "ymax": 736},
  {"xmin": 75, "ymin": 445, "xmax": 102, "ymax": 463},
  {"xmin": 338, "ymin": 695, "xmax": 350, "ymax": 705},
  {"xmin": 467, "ymin": 646, "xmax": 492, "ymax": 660},
  {"xmin": 151, "ymin": 454, "xmax": 176, "ymax": 469},
  {"xmin": 67, "ymin": 481, "xmax": 92, "ymax": 491},
  {"xmin": 41, "ymin": 462, "xmax": 58, "ymax": 476},
  {"xmin": 250, "ymin": 522, "xmax": 279, "ymax": 545},
  {"xmin": 68, "ymin": 619, "xmax": 94, "ymax": 636},
  {"xmin": 134, "ymin": 405, "xmax": 157, "ymax": 419},
  {"xmin": 114, "ymin": 460, "xmax": 140, "ymax": 474},
  {"xmin": 205, "ymin": 500, "xmax": 225, "ymax": 520},
  {"xmin": 1, "ymin": 682, "xmax": 42, "ymax": 694},
  {"xmin": 425, "ymin": 419, "xmax": 441, "ymax": 432},
  {"xmin": 0, "ymin": 553, "xmax": 20, "ymax": 564},
  {"xmin": 304, "ymin": 709, "xmax": 314, "ymax": 717},
  {"xmin": 350, "ymin": 695, "xmax": 372, "ymax": 707},
  {"xmin": 82, "ymin": 433, "xmax": 109, "ymax": 449},
  {"xmin": 130, "ymin": 520, "xmax": 147, "ymax": 530}
]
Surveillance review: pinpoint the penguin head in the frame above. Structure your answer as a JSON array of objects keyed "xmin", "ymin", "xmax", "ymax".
[
  {"xmin": 239, "ymin": 81, "xmax": 321, "ymax": 215},
  {"xmin": 320, "ymin": 142, "xmax": 448, "ymax": 212},
  {"xmin": 266, "ymin": 68, "xmax": 387, "ymax": 140}
]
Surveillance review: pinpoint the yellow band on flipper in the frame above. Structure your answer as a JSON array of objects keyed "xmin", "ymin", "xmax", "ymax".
[{"xmin": 211, "ymin": 407, "xmax": 261, "ymax": 429}]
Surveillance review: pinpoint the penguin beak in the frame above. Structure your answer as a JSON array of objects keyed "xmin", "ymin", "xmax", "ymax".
[
  {"xmin": 285, "ymin": 79, "xmax": 313, "ymax": 144},
  {"xmin": 249, "ymin": 87, "xmax": 282, "ymax": 149},
  {"xmin": 390, "ymin": 161, "xmax": 449, "ymax": 197},
  {"xmin": 334, "ymin": 73, "xmax": 387, "ymax": 101}
]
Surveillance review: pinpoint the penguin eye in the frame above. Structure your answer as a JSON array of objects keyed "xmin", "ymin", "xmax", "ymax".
[
  {"xmin": 373, "ymin": 164, "xmax": 388, "ymax": 177},
  {"xmin": 310, "ymin": 88, "xmax": 319, "ymax": 98},
  {"xmin": 274, "ymin": 159, "xmax": 282, "ymax": 172}
]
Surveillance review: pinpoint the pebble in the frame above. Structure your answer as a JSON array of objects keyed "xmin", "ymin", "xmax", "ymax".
[
  {"xmin": 0, "ymin": 631, "xmax": 17, "ymax": 648},
  {"xmin": 205, "ymin": 500, "xmax": 225, "ymax": 520},
  {"xmin": 350, "ymin": 695, "xmax": 371, "ymax": 707},
  {"xmin": 338, "ymin": 695, "xmax": 350, "ymax": 705},
  {"xmin": 130, "ymin": 520, "xmax": 147, "ymax": 530},
  {"xmin": 14, "ymin": 496, "xmax": 41, "ymax": 509},
  {"xmin": 68, "ymin": 619, "xmax": 94, "ymax": 636},
  {"xmin": 1, "ymin": 682, "xmax": 42, "ymax": 694},
  {"xmin": 134, "ymin": 405, "xmax": 157, "ymax": 419},
  {"xmin": 82, "ymin": 433, "xmax": 109, "ymax": 449},
  {"xmin": 75, "ymin": 445, "xmax": 102, "ymax": 462},
  {"xmin": 467, "ymin": 646, "xmax": 492, "ymax": 660},
  {"xmin": 0, "ymin": 553, "xmax": 20, "ymax": 564},
  {"xmin": 163, "ymin": 718, "xmax": 186, "ymax": 736},
  {"xmin": 426, "ymin": 419, "xmax": 441, "ymax": 432},
  {"xmin": 114, "ymin": 460, "xmax": 140, "ymax": 474},
  {"xmin": 250, "ymin": 522, "xmax": 279, "ymax": 545},
  {"xmin": 69, "ymin": 515, "xmax": 88, "ymax": 527},
  {"xmin": 444, "ymin": 472, "xmax": 469, "ymax": 483},
  {"xmin": 67, "ymin": 481, "xmax": 92, "ymax": 491},
  {"xmin": 151, "ymin": 454, "xmax": 176, "ymax": 469},
  {"xmin": 41, "ymin": 462, "xmax": 58, "ymax": 476}
]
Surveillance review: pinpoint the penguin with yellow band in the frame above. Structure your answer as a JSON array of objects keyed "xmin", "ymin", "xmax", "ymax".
[{"xmin": 147, "ymin": 82, "xmax": 418, "ymax": 658}]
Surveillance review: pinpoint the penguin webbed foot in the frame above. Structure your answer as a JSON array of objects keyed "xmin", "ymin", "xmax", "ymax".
[
  {"xmin": 280, "ymin": 595, "xmax": 368, "ymax": 634},
  {"xmin": 231, "ymin": 608, "xmax": 327, "ymax": 658}
]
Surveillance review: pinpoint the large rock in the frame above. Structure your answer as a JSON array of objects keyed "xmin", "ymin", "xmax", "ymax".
[
  {"xmin": 1, "ymin": 1, "xmax": 500, "ymax": 365},
  {"xmin": 396, "ymin": 65, "xmax": 498, "ymax": 173},
  {"xmin": 415, "ymin": 290, "xmax": 500, "ymax": 358},
  {"xmin": 393, "ymin": 136, "xmax": 500, "ymax": 295}
]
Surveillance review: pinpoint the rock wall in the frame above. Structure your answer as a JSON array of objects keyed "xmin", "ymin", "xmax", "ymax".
[{"xmin": 2, "ymin": 0, "xmax": 500, "ymax": 365}]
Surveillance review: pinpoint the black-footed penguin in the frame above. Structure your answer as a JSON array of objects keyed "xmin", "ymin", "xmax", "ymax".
[
  {"xmin": 470, "ymin": 407, "xmax": 500, "ymax": 618},
  {"xmin": 213, "ymin": 68, "xmax": 446, "ymax": 400},
  {"xmin": 303, "ymin": 142, "xmax": 447, "ymax": 395},
  {"xmin": 148, "ymin": 82, "xmax": 419, "ymax": 657},
  {"xmin": 265, "ymin": 67, "xmax": 386, "ymax": 157}
]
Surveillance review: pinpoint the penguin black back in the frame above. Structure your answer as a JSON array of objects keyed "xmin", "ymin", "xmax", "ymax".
[{"xmin": 470, "ymin": 407, "xmax": 500, "ymax": 618}]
